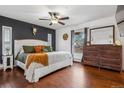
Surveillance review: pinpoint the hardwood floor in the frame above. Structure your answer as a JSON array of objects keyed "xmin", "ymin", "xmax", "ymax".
[{"xmin": 0, "ymin": 62, "xmax": 124, "ymax": 88}]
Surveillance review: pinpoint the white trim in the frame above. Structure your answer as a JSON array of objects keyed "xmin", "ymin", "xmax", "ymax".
[{"xmin": 74, "ymin": 58, "xmax": 81, "ymax": 62}]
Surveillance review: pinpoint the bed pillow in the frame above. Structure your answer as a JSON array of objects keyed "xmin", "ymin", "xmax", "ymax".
[
  {"xmin": 43, "ymin": 46, "xmax": 53, "ymax": 52},
  {"xmin": 23, "ymin": 46, "xmax": 35, "ymax": 53},
  {"xmin": 15, "ymin": 48, "xmax": 24, "ymax": 60},
  {"xmin": 34, "ymin": 45, "xmax": 44, "ymax": 53},
  {"xmin": 15, "ymin": 51, "xmax": 21, "ymax": 60}
]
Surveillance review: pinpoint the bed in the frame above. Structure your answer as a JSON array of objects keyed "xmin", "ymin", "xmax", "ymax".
[{"xmin": 14, "ymin": 39, "xmax": 73, "ymax": 83}]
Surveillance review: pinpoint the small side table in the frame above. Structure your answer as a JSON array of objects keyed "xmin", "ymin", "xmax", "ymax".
[{"xmin": 2, "ymin": 55, "xmax": 13, "ymax": 71}]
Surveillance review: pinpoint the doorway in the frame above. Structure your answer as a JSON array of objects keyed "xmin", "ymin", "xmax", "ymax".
[
  {"xmin": 71, "ymin": 30, "xmax": 84, "ymax": 62},
  {"xmin": 71, "ymin": 28, "xmax": 88, "ymax": 62}
]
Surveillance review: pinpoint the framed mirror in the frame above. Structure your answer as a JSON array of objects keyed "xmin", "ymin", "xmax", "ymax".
[
  {"xmin": 89, "ymin": 25, "xmax": 115, "ymax": 45},
  {"xmin": 2, "ymin": 26, "xmax": 12, "ymax": 55}
]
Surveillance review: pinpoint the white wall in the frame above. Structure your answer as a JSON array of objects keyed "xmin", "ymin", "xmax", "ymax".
[
  {"xmin": 56, "ymin": 29, "xmax": 71, "ymax": 52},
  {"xmin": 56, "ymin": 16, "xmax": 124, "ymax": 70}
]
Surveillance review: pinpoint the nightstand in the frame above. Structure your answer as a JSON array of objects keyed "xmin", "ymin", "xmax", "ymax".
[{"xmin": 2, "ymin": 55, "xmax": 13, "ymax": 71}]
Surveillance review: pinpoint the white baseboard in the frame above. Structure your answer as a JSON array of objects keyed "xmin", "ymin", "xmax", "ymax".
[{"xmin": 73, "ymin": 58, "xmax": 81, "ymax": 62}]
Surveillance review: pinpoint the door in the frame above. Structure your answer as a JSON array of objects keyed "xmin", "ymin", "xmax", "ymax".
[{"xmin": 72, "ymin": 31, "xmax": 85, "ymax": 62}]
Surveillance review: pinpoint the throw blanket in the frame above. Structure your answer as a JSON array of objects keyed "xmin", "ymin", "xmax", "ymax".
[
  {"xmin": 25, "ymin": 62, "xmax": 44, "ymax": 83},
  {"xmin": 26, "ymin": 53, "xmax": 48, "ymax": 69}
]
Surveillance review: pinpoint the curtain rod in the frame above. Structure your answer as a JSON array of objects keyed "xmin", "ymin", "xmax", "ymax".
[
  {"xmin": 73, "ymin": 27, "xmax": 89, "ymax": 31},
  {"xmin": 74, "ymin": 28, "xmax": 83, "ymax": 31}
]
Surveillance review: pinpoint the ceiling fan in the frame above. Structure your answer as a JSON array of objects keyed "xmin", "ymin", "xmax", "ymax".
[{"xmin": 39, "ymin": 12, "xmax": 69, "ymax": 25}]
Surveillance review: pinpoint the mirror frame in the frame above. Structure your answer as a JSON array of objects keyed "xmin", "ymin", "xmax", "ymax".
[{"xmin": 89, "ymin": 25, "xmax": 115, "ymax": 45}]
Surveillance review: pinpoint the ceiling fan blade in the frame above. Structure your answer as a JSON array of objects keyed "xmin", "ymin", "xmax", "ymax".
[
  {"xmin": 59, "ymin": 17, "xmax": 69, "ymax": 20},
  {"xmin": 58, "ymin": 21, "xmax": 65, "ymax": 25},
  {"xmin": 39, "ymin": 18, "xmax": 50, "ymax": 20},
  {"xmin": 53, "ymin": 12, "xmax": 59, "ymax": 17},
  {"xmin": 49, "ymin": 12, "xmax": 53, "ymax": 17},
  {"xmin": 49, "ymin": 22, "xmax": 53, "ymax": 25}
]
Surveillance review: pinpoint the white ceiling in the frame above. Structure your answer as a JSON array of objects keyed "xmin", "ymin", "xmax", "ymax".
[{"xmin": 0, "ymin": 5, "xmax": 117, "ymax": 30}]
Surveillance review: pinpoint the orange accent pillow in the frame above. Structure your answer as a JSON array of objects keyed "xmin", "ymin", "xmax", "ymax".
[{"xmin": 34, "ymin": 45, "xmax": 44, "ymax": 53}]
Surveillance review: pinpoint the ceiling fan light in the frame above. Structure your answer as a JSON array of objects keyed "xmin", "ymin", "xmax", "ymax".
[{"xmin": 51, "ymin": 19, "xmax": 58, "ymax": 24}]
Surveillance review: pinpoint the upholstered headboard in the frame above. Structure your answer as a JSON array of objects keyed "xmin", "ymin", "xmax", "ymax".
[{"xmin": 14, "ymin": 39, "xmax": 48, "ymax": 58}]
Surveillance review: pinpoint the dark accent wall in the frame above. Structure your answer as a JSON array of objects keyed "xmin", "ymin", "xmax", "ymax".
[{"xmin": 0, "ymin": 16, "xmax": 56, "ymax": 63}]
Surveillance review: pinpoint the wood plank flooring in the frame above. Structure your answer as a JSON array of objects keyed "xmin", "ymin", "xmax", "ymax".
[{"xmin": 0, "ymin": 62, "xmax": 124, "ymax": 88}]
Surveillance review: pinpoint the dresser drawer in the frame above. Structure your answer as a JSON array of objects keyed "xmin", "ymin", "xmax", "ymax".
[
  {"xmin": 83, "ymin": 45, "xmax": 122, "ymax": 71},
  {"xmin": 100, "ymin": 64, "xmax": 121, "ymax": 71},
  {"xmin": 100, "ymin": 51, "xmax": 121, "ymax": 59},
  {"xmin": 83, "ymin": 60, "xmax": 99, "ymax": 67},
  {"xmin": 84, "ymin": 56, "xmax": 99, "ymax": 61},
  {"xmin": 84, "ymin": 51, "xmax": 99, "ymax": 56},
  {"xmin": 103, "ymin": 46, "xmax": 122, "ymax": 51},
  {"xmin": 83, "ymin": 46, "xmax": 99, "ymax": 51},
  {"xmin": 100, "ymin": 58, "xmax": 121, "ymax": 66}
]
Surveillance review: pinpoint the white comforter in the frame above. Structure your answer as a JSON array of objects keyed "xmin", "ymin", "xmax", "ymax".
[
  {"xmin": 25, "ymin": 51, "xmax": 72, "ymax": 83},
  {"xmin": 48, "ymin": 51, "xmax": 72, "ymax": 65}
]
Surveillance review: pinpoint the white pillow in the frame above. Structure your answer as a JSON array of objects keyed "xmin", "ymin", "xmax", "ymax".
[{"xmin": 20, "ymin": 47, "xmax": 24, "ymax": 54}]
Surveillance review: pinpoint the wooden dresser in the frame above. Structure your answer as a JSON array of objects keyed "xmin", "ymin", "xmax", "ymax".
[{"xmin": 83, "ymin": 45, "xmax": 122, "ymax": 71}]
